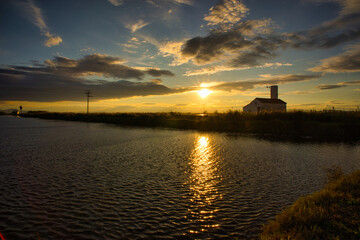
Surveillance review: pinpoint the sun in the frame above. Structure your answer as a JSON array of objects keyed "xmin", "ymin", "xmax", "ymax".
[{"xmin": 197, "ymin": 88, "xmax": 212, "ymax": 98}]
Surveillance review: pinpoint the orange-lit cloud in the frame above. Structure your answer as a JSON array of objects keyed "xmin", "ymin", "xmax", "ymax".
[
  {"xmin": 184, "ymin": 62, "xmax": 292, "ymax": 76},
  {"xmin": 207, "ymin": 74, "xmax": 321, "ymax": 92},
  {"xmin": 203, "ymin": 0, "xmax": 249, "ymax": 30},
  {"xmin": 126, "ymin": 19, "xmax": 150, "ymax": 33}
]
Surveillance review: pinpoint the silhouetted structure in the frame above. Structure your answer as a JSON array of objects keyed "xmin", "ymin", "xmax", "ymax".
[
  {"xmin": 243, "ymin": 86, "xmax": 286, "ymax": 113},
  {"xmin": 85, "ymin": 90, "xmax": 93, "ymax": 114}
]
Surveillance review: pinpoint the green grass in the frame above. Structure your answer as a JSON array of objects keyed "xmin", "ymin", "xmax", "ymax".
[
  {"xmin": 260, "ymin": 169, "xmax": 360, "ymax": 240},
  {"xmin": 21, "ymin": 110, "xmax": 360, "ymax": 141}
]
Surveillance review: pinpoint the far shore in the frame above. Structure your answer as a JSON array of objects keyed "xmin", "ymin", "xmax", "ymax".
[{"xmin": 18, "ymin": 110, "xmax": 360, "ymax": 142}]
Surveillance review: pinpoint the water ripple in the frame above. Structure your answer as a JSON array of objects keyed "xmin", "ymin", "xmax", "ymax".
[{"xmin": 0, "ymin": 116, "xmax": 359, "ymax": 239}]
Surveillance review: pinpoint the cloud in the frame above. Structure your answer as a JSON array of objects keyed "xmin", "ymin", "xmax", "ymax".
[
  {"xmin": 0, "ymin": 53, "xmax": 178, "ymax": 102},
  {"xmin": 146, "ymin": 0, "xmax": 193, "ymax": 6},
  {"xmin": 204, "ymin": 0, "xmax": 249, "ymax": 29},
  {"xmin": 316, "ymin": 80, "xmax": 360, "ymax": 90},
  {"xmin": 207, "ymin": 74, "xmax": 321, "ymax": 92},
  {"xmin": 161, "ymin": 0, "xmax": 360, "ymax": 71},
  {"xmin": 159, "ymin": 0, "xmax": 283, "ymax": 68},
  {"xmin": 145, "ymin": 69, "xmax": 174, "ymax": 77},
  {"xmin": 184, "ymin": 62, "xmax": 292, "ymax": 76},
  {"xmin": 282, "ymin": 91, "xmax": 315, "ymax": 95},
  {"xmin": 16, "ymin": 0, "xmax": 62, "ymax": 47},
  {"xmin": 288, "ymin": 0, "xmax": 360, "ymax": 49},
  {"xmin": 181, "ymin": 19, "xmax": 281, "ymax": 66},
  {"xmin": 150, "ymin": 78, "xmax": 162, "ymax": 84},
  {"xmin": 337, "ymin": 0, "xmax": 360, "ymax": 16},
  {"xmin": 126, "ymin": 19, "xmax": 150, "ymax": 33},
  {"xmin": 108, "ymin": 0, "xmax": 124, "ymax": 6},
  {"xmin": 43, "ymin": 32, "xmax": 63, "ymax": 47},
  {"xmin": 15, "ymin": 54, "xmax": 175, "ymax": 80},
  {"xmin": 80, "ymin": 47, "xmax": 96, "ymax": 52},
  {"xmin": 309, "ymin": 43, "xmax": 360, "ymax": 73},
  {"xmin": 159, "ymin": 40, "xmax": 190, "ymax": 66},
  {"xmin": 316, "ymin": 84, "xmax": 346, "ymax": 90},
  {"xmin": 0, "ymin": 71, "xmax": 180, "ymax": 102}
]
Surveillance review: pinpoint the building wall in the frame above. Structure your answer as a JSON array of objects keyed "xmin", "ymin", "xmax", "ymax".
[
  {"xmin": 243, "ymin": 99, "xmax": 286, "ymax": 112},
  {"xmin": 261, "ymin": 103, "xmax": 286, "ymax": 112},
  {"xmin": 243, "ymin": 101, "xmax": 260, "ymax": 112}
]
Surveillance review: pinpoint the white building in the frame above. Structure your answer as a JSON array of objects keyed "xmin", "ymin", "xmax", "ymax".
[{"xmin": 243, "ymin": 86, "xmax": 286, "ymax": 113}]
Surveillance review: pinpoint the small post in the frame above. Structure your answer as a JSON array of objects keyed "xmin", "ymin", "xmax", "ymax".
[{"xmin": 85, "ymin": 90, "xmax": 93, "ymax": 114}]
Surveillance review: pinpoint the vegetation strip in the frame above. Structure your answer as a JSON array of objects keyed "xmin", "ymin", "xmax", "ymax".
[
  {"xmin": 260, "ymin": 169, "xmax": 360, "ymax": 240},
  {"xmin": 20, "ymin": 110, "xmax": 360, "ymax": 142}
]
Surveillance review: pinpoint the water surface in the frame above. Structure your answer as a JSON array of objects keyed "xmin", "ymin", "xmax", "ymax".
[{"xmin": 0, "ymin": 116, "xmax": 359, "ymax": 239}]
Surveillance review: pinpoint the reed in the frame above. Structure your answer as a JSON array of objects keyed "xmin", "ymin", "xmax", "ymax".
[{"xmin": 21, "ymin": 110, "xmax": 360, "ymax": 141}]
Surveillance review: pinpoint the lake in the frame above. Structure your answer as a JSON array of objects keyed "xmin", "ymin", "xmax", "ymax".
[{"xmin": 0, "ymin": 116, "xmax": 359, "ymax": 239}]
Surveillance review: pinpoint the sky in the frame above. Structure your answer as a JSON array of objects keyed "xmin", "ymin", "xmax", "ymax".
[{"xmin": 0, "ymin": 0, "xmax": 359, "ymax": 113}]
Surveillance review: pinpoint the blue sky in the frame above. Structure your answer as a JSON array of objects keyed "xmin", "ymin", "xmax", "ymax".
[{"xmin": 0, "ymin": 0, "xmax": 359, "ymax": 112}]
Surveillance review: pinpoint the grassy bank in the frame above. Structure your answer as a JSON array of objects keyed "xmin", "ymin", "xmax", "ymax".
[
  {"xmin": 21, "ymin": 110, "xmax": 360, "ymax": 141},
  {"xmin": 260, "ymin": 169, "xmax": 360, "ymax": 240}
]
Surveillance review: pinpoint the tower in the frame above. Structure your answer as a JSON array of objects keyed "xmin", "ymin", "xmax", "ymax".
[{"xmin": 270, "ymin": 85, "xmax": 278, "ymax": 99}]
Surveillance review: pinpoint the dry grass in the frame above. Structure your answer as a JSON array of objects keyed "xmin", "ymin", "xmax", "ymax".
[{"xmin": 260, "ymin": 169, "xmax": 360, "ymax": 240}]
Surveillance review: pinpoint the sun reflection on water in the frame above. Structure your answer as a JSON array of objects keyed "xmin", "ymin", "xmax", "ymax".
[{"xmin": 186, "ymin": 135, "xmax": 222, "ymax": 236}]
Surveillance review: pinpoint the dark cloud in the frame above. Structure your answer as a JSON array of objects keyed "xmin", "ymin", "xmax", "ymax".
[
  {"xmin": 181, "ymin": 20, "xmax": 283, "ymax": 66},
  {"xmin": 177, "ymin": 0, "xmax": 360, "ymax": 68},
  {"xmin": 145, "ymin": 69, "xmax": 174, "ymax": 77},
  {"xmin": 309, "ymin": 43, "xmax": 360, "ymax": 73},
  {"xmin": 288, "ymin": 13, "xmax": 360, "ymax": 49},
  {"xmin": 316, "ymin": 80, "xmax": 360, "ymax": 90},
  {"xmin": 208, "ymin": 74, "xmax": 321, "ymax": 92},
  {"xmin": 316, "ymin": 84, "xmax": 346, "ymax": 90},
  {"xmin": 0, "ymin": 67, "xmax": 182, "ymax": 102},
  {"xmin": 13, "ymin": 54, "xmax": 175, "ymax": 80}
]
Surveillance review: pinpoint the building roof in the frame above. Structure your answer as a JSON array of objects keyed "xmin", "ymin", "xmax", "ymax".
[{"xmin": 254, "ymin": 98, "xmax": 286, "ymax": 104}]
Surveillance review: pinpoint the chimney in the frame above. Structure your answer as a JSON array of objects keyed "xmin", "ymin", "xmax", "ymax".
[{"xmin": 270, "ymin": 85, "xmax": 278, "ymax": 99}]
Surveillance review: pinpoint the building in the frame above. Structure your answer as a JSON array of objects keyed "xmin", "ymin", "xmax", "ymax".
[{"xmin": 243, "ymin": 86, "xmax": 286, "ymax": 113}]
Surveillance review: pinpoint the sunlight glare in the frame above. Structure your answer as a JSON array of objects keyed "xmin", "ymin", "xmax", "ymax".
[{"xmin": 197, "ymin": 89, "xmax": 212, "ymax": 98}]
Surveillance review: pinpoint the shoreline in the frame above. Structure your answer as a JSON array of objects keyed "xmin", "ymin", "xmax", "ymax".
[
  {"xmin": 19, "ymin": 110, "xmax": 360, "ymax": 142},
  {"xmin": 260, "ymin": 169, "xmax": 360, "ymax": 239}
]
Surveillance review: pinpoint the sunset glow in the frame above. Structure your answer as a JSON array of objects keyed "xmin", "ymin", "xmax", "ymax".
[
  {"xmin": 0, "ymin": 0, "xmax": 359, "ymax": 112},
  {"xmin": 197, "ymin": 89, "xmax": 212, "ymax": 98}
]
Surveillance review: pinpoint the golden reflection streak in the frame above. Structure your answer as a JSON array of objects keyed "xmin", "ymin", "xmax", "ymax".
[{"xmin": 187, "ymin": 135, "xmax": 222, "ymax": 235}]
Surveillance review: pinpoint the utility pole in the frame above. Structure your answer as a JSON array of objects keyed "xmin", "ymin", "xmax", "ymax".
[{"xmin": 85, "ymin": 90, "xmax": 93, "ymax": 114}]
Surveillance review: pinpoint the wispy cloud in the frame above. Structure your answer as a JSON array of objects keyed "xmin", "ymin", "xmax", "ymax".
[
  {"xmin": 126, "ymin": 19, "xmax": 150, "ymax": 33},
  {"xmin": 309, "ymin": 43, "xmax": 360, "ymax": 73},
  {"xmin": 108, "ymin": 0, "xmax": 124, "ymax": 6},
  {"xmin": 184, "ymin": 62, "xmax": 292, "ymax": 76},
  {"xmin": 16, "ymin": 0, "xmax": 62, "ymax": 47},
  {"xmin": 316, "ymin": 80, "xmax": 360, "ymax": 90},
  {"xmin": 207, "ymin": 74, "xmax": 322, "ymax": 92}
]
